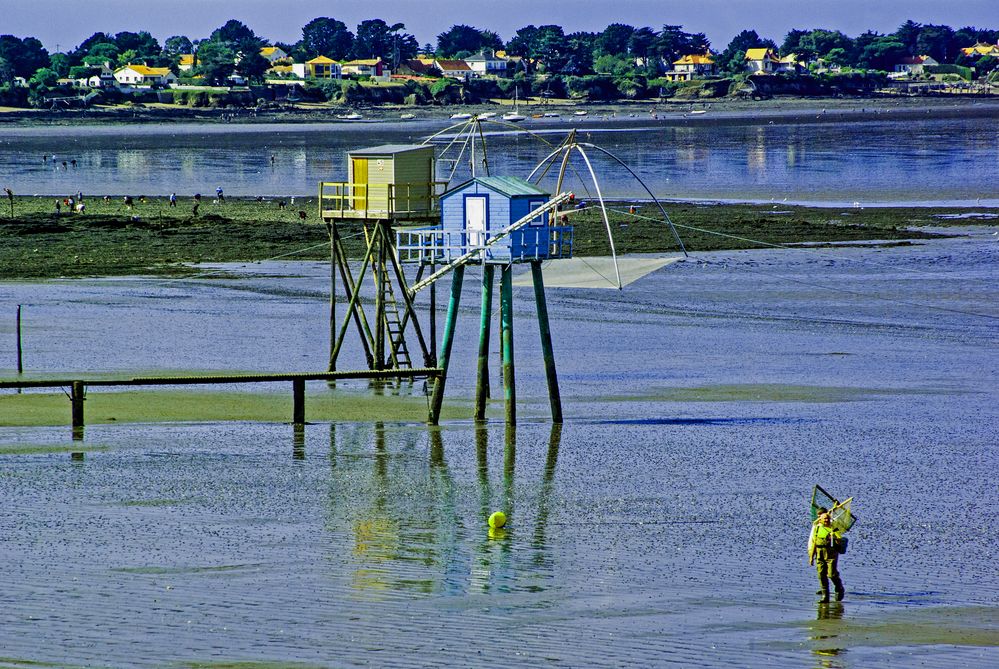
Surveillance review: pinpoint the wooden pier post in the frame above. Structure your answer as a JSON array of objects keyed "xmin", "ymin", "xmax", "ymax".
[
  {"xmin": 531, "ymin": 261, "xmax": 563, "ymax": 423},
  {"xmin": 292, "ymin": 378, "xmax": 305, "ymax": 424},
  {"xmin": 474, "ymin": 265, "xmax": 495, "ymax": 421},
  {"xmin": 428, "ymin": 266, "xmax": 465, "ymax": 425},
  {"xmin": 500, "ymin": 265, "xmax": 516, "ymax": 425},
  {"xmin": 70, "ymin": 381, "xmax": 85, "ymax": 429}
]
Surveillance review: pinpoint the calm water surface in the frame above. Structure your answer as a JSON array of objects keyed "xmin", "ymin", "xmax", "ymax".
[
  {"xmin": 1, "ymin": 231, "xmax": 997, "ymax": 666},
  {"xmin": 2, "ymin": 109, "xmax": 998, "ymax": 205}
]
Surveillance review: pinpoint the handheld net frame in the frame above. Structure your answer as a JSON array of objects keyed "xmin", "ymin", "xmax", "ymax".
[{"xmin": 811, "ymin": 484, "xmax": 856, "ymax": 532}]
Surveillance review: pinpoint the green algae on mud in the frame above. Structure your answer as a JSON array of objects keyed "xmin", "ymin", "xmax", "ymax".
[
  {"xmin": 0, "ymin": 195, "xmax": 974, "ymax": 279},
  {"xmin": 0, "ymin": 442, "xmax": 108, "ymax": 455},
  {"xmin": 0, "ymin": 388, "xmax": 475, "ymax": 427}
]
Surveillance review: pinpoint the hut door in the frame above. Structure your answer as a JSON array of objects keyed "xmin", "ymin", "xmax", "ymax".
[
  {"xmin": 466, "ymin": 196, "xmax": 487, "ymax": 249},
  {"xmin": 351, "ymin": 158, "xmax": 368, "ymax": 211}
]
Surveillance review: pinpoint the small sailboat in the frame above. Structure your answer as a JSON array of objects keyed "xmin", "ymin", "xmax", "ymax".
[
  {"xmin": 400, "ymin": 112, "xmax": 416, "ymax": 120},
  {"xmin": 338, "ymin": 112, "xmax": 363, "ymax": 120},
  {"xmin": 574, "ymin": 110, "xmax": 588, "ymax": 116},
  {"xmin": 503, "ymin": 86, "xmax": 527, "ymax": 122},
  {"xmin": 477, "ymin": 111, "xmax": 497, "ymax": 119},
  {"xmin": 450, "ymin": 112, "xmax": 472, "ymax": 120}
]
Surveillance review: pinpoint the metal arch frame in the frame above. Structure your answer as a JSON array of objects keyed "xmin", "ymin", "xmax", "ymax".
[{"xmin": 528, "ymin": 136, "xmax": 688, "ymax": 290}]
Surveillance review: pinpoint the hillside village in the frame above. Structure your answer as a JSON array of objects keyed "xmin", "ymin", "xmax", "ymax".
[{"xmin": 1, "ymin": 18, "xmax": 997, "ymax": 110}]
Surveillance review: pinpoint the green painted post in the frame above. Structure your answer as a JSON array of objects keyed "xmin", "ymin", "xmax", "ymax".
[
  {"xmin": 531, "ymin": 261, "xmax": 563, "ymax": 423},
  {"xmin": 500, "ymin": 265, "xmax": 516, "ymax": 425},
  {"xmin": 474, "ymin": 265, "xmax": 495, "ymax": 421},
  {"xmin": 428, "ymin": 266, "xmax": 464, "ymax": 425}
]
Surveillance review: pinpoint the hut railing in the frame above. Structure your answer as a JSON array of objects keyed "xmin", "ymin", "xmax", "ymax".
[
  {"xmin": 396, "ymin": 225, "xmax": 574, "ymax": 264},
  {"xmin": 319, "ymin": 181, "xmax": 447, "ymax": 220}
]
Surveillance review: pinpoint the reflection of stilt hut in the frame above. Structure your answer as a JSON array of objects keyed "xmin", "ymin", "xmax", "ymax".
[
  {"xmin": 319, "ymin": 145, "xmax": 445, "ymax": 374},
  {"xmin": 398, "ymin": 176, "xmax": 574, "ymax": 424}
]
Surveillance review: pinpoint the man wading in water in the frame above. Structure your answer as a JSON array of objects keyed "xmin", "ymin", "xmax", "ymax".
[{"xmin": 808, "ymin": 508, "xmax": 845, "ymax": 603}]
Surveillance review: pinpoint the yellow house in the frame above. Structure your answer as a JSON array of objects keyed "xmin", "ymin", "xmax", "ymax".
[
  {"xmin": 745, "ymin": 48, "xmax": 780, "ymax": 74},
  {"xmin": 666, "ymin": 53, "xmax": 717, "ymax": 81},
  {"xmin": 114, "ymin": 64, "xmax": 178, "ymax": 86},
  {"xmin": 961, "ymin": 42, "xmax": 999, "ymax": 58},
  {"xmin": 260, "ymin": 46, "xmax": 289, "ymax": 63},
  {"xmin": 305, "ymin": 56, "xmax": 340, "ymax": 79},
  {"xmin": 178, "ymin": 54, "xmax": 196, "ymax": 71}
]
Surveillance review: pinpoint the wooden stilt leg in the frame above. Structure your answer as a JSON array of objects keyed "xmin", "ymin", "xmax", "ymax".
[
  {"xmin": 428, "ymin": 266, "xmax": 465, "ymax": 425},
  {"xmin": 500, "ymin": 265, "xmax": 516, "ymax": 425},
  {"xmin": 531, "ymin": 261, "xmax": 563, "ymax": 423},
  {"xmin": 474, "ymin": 265, "xmax": 495, "ymax": 421}
]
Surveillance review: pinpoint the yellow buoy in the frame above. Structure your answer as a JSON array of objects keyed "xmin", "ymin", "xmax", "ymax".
[{"xmin": 488, "ymin": 511, "xmax": 507, "ymax": 528}]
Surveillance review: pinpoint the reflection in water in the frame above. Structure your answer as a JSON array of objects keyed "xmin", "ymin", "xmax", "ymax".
[
  {"xmin": 810, "ymin": 602, "xmax": 846, "ymax": 667},
  {"xmin": 4, "ymin": 116, "xmax": 998, "ymax": 203},
  {"xmin": 292, "ymin": 424, "xmax": 305, "ymax": 460},
  {"xmin": 324, "ymin": 422, "xmax": 562, "ymax": 598}
]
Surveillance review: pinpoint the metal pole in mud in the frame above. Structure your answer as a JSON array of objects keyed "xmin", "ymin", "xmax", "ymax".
[
  {"xmin": 428, "ymin": 266, "xmax": 464, "ymax": 425},
  {"xmin": 531, "ymin": 261, "xmax": 562, "ymax": 423},
  {"xmin": 16, "ymin": 305, "xmax": 23, "ymax": 375},
  {"xmin": 429, "ymin": 263, "xmax": 437, "ymax": 366},
  {"xmin": 70, "ymin": 381, "xmax": 85, "ymax": 429},
  {"xmin": 474, "ymin": 265, "xmax": 495, "ymax": 421},
  {"xmin": 292, "ymin": 378, "xmax": 305, "ymax": 425},
  {"xmin": 500, "ymin": 265, "xmax": 516, "ymax": 425}
]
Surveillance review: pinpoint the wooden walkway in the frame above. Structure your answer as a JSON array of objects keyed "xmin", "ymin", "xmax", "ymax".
[{"xmin": 0, "ymin": 368, "xmax": 443, "ymax": 427}]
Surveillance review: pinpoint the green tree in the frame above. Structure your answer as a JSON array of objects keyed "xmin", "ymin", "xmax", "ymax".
[
  {"xmin": 235, "ymin": 40, "xmax": 270, "ymax": 82},
  {"xmin": 858, "ymin": 37, "xmax": 907, "ymax": 70},
  {"xmin": 49, "ymin": 52, "xmax": 71, "ymax": 77},
  {"xmin": 893, "ymin": 20, "xmax": 923, "ymax": 53},
  {"xmin": 915, "ymin": 24, "xmax": 956, "ymax": 62},
  {"xmin": 352, "ymin": 19, "xmax": 415, "ymax": 63},
  {"xmin": 563, "ymin": 32, "xmax": 596, "ymax": 75},
  {"xmin": 164, "ymin": 36, "xmax": 194, "ymax": 57},
  {"xmin": 302, "ymin": 17, "xmax": 354, "ymax": 60},
  {"xmin": 196, "ymin": 41, "xmax": 235, "ymax": 85},
  {"xmin": 717, "ymin": 30, "xmax": 775, "ymax": 73},
  {"xmin": 210, "ymin": 20, "xmax": 261, "ymax": 48},
  {"xmin": 114, "ymin": 31, "xmax": 160, "ymax": 59},
  {"xmin": 654, "ymin": 25, "xmax": 710, "ymax": 64},
  {"xmin": 117, "ymin": 50, "xmax": 139, "ymax": 67},
  {"xmin": 799, "ymin": 29, "xmax": 853, "ymax": 61},
  {"xmin": 0, "ymin": 35, "xmax": 50, "ymax": 78},
  {"xmin": 595, "ymin": 24, "xmax": 635, "ymax": 57},
  {"xmin": 83, "ymin": 42, "xmax": 119, "ymax": 68},
  {"xmin": 436, "ymin": 24, "xmax": 500, "ymax": 57}
]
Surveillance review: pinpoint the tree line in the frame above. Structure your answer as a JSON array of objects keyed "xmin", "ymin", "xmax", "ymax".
[{"xmin": 1, "ymin": 17, "xmax": 997, "ymax": 108}]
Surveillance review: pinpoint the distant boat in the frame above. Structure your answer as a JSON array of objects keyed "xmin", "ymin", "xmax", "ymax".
[
  {"xmin": 477, "ymin": 111, "xmax": 497, "ymax": 119},
  {"xmin": 543, "ymin": 112, "xmax": 560, "ymax": 118},
  {"xmin": 450, "ymin": 112, "xmax": 472, "ymax": 120},
  {"xmin": 400, "ymin": 112, "xmax": 416, "ymax": 119},
  {"xmin": 338, "ymin": 112, "xmax": 363, "ymax": 120},
  {"xmin": 503, "ymin": 86, "xmax": 527, "ymax": 121},
  {"xmin": 689, "ymin": 109, "xmax": 707, "ymax": 115},
  {"xmin": 574, "ymin": 110, "xmax": 588, "ymax": 116}
]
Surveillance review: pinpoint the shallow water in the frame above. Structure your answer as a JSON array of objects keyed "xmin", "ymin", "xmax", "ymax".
[
  {"xmin": 2, "ymin": 109, "xmax": 998, "ymax": 205},
  {"xmin": 1, "ymin": 230, "xmax": 997, "ymax": 667}
]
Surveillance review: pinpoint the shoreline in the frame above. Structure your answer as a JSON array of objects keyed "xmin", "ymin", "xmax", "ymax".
[{"xmin": 2, "ymin": 95, "xmax": 998, "ymax": 128}]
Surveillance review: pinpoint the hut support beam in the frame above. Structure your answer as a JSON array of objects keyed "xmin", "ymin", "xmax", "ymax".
[
  {"xmin": 474, "ymin": 265, "xmax": 495, "ymax": 421},
  {"xmin": 500, "ymin": 265, "xmax": 516, "ymax": 425},
  {"xmin": 428, "ymin": 266, "xmax": 464, "ymax": 425},
  {"xmin": 531, "ymin": 261, "xmax": 562, "ymax": 423}
]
